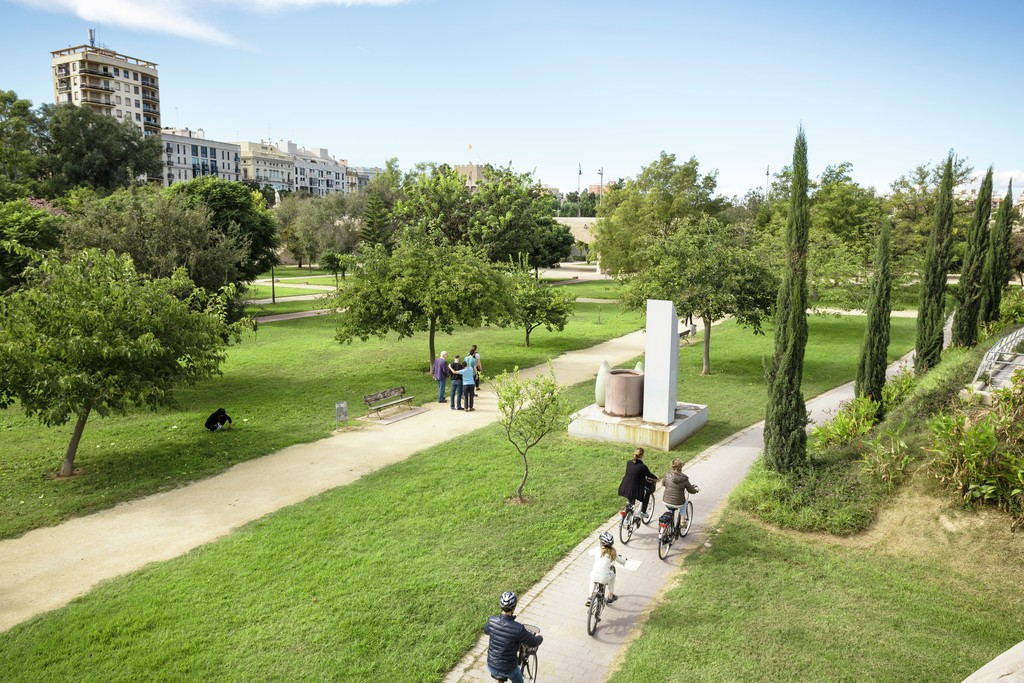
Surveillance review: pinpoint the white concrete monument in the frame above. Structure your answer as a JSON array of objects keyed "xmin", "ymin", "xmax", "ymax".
[{"xmin": 643, "ymin": 300, "xmax": 679, "ymax": 425}]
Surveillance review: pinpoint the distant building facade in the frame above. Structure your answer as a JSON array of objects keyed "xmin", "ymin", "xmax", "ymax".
[
  {"xmin": 161, "ymin": 128, "xmax": 240, "ymax": 187},
  {"xmin": 51, "ymin": 44, "xmax": 161, "ymax": 137},
  {"xmin": 280, "ymin": 141, "xmax": 346, "ymax": 196},
  {"xmin": 238, "ymin": 141, "xmax": 294, "ymax": 192}
]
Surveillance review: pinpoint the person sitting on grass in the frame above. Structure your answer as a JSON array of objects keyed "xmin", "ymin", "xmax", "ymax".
[
  {"xmin": 484, "ymin": 591, "xmax": 542, "ymax": 683},
  {"xmin": 205, "ymin": 408, "xmax": 232, "ymax": 432},
  {"xmin": 587, "ymin": 531, "xmax": 627, "ymax": 606}
]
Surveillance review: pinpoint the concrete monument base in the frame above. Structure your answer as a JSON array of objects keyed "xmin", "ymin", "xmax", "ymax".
[{"xmin": 568, "ymin": 401, "xmax": 708, "ymax": 452}]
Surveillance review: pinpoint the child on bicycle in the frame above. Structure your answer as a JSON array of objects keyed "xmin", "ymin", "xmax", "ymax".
[
  {"xmin": 483, "ymin": 591, "xmax": 543, "ymax": 683},
  {"xmin": 586, "ymin": 531, "xmax": 627, "ymax": 606},
  {"xmin": 662, "ymin": 457, "xmax": 699, "ymax": 529}
]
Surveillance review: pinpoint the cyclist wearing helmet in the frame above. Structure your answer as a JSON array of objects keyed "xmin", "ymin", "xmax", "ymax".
[
  {"xmin": 662, "ymin": 457, "xmax": 699, "ymax": 528},
  {"xmin": 483, "ymin": 591, "xmax": 543, "ymax": 683},
  {"xmin": 587, "ymin": 531, "xmax": 627, "ymax": 605}
]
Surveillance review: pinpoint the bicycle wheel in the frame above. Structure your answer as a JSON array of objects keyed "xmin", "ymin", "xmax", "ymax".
[
  {"xmin": 619, "ymin": 510, "xmax": 634, "ymax": 544},
  {"xmin": 657, "ymin": 526, "xmax": 671, "ymax": 560},
  {"xmin": 587, "ymin": 594, "xmax": 600, "ymax": 635},
  {"xmin": 680, "ymin": 500, "xmax": 694, "ymax": 536},
  {"xmin": 642, "ymin": 493, "xmax": 656, "ymax": 524},
  {"xmin": 521, "ymin": 651, "xmax": 538, "ymax": 682}
]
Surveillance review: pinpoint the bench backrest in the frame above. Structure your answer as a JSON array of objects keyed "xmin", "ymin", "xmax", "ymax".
[{"xmin": 363, "ymin": 386, "xmax": 405, "ymax": 404}]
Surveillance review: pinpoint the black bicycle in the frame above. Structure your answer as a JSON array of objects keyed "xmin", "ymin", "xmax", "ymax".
[
  {"xmin": 657, "ymin": 495, "xmax": 694, "ymax": 560},
  {"xmin": 586, "ymin": 581, "xmax": 607, "ymax": 636},
  {"xmin": 618, "ymin": 492, "xmax": 656, "ymax": 544}
]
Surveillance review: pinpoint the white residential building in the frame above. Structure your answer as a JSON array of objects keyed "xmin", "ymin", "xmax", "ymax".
[
  {"xmin": 280, "ymin": 141, "xmax": 347, "ymax": 196},
  {"xmin": 161, "ymin": 128, "xmax": 241, "ymax": 187},
  {"xmin": 51, "ymin": 43, "xmax": 161, "ymax": 137},
  {"xmin": 238, "ymin": 141, "xmax": 294, "ymax": 192}
]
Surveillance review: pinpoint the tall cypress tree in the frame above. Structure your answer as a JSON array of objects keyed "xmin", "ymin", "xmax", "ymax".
[
  {"xmin": 951, "ymin": 166, "xmax": 993, "ymax": 347},
  {"xmin": 856, "ymin": 221, "xmax": 892, "ymax": 418},
  {"xmin": 915, "ymin": 154, "xmax": 955, "ymax": 374},
  {"xmin": 764, "ymin": 129, "xmax": 810, "ymax": 473},
  {"xmin": 981, "ymin": 181, "xmax": 1015, "ymax": 324}
]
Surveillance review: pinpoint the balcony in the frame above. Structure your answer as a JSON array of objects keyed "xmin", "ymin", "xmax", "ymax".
[
  {"xmin": 80, "ymin": 82, "xmax": 114, "ymax": 93},
  {"xmin": 80, "ymin": 66, "xmax": 110, "ymax": 77},
  {"xmin": 55, "ymin": 66, "xmax": 69, "ymax": 76},
  {"xmin": 165, "ymin": 144, "xmax": 173, "ymax": 153},
  {"xmin": 166, "ymin": 160, "xmax": 174, "ymax": 166},
  {"xmin": 80, "ymin": 94, "xmax": 112, "ymax": 105},
  {"xmin": 143, "ymin": 104, "xmax": 159, "ymax": 114},
  {"xmin": 142, "ymin": 92, "xmax": 159, "ymax": 103},
  {"xmin": 143, "ymin": 115, "xmax": 159, "ymax": 126},
  {"xmin": 141, "ymin": 77, "xmax": 157, "ymax": 87}
]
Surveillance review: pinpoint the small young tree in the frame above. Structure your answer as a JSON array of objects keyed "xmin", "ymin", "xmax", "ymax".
[
  {"xmin": 494, "ymin": 367, "xmax": 572, "ymax": 501},
  {"xmin": 915, "ymin": 154, "xmax": 955, "ymax": 373},
  {"xmin": 505, "ymin": 260, "xmax": 575, "ymax": 346},
  {"xmin": 0, "ymin": 249, "xmax": 238, "ymax": 477},
  {"xmin": 856, "ymin": 221, "xmax": 892, "ymax": 417},
  {"xmin": 764, "ymin": 128, "xmax": 811, "ymax": 473},
  {"xmin": 951, "ymin": 166, "xmax": 993, "ymax": 347},
  {"xmin": 980, "ymin": 182, "xmax": 1015, "ymax": 324}
]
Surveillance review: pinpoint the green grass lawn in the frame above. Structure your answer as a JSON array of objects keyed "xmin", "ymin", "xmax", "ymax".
[
  {"xmin": 553, "ymin": 279, "xmax": 622, "ymax": 300},
  {"xmin": 256, "ymin": 265, "xmax": 335, "ymax": 278},
  {"xmin": 0, "ymin": 316, "xmax": 921, "ymax": 682},
  {"xmin": 247, "ymin": 298, "xmax": 332, "ymax": 317},
  {"xmin": 245, "ymin": 284, "xmax": 335, "ymax": 299},
  {"xmin": 608, "ymin": 509, "xmax": 1024, "ymax": 683},
  {"xmin": 0, "ymin": 302, "xmax": 644, "ymax": 539}
]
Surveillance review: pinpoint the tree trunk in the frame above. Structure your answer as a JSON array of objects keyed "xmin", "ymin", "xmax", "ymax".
[
  {"xmin": 701, "ymin": 315, "xmax": 712, "ymax": 375},
  {"xmin": 525, "ymin": 326, "xmax": 532, "ymax": 348},
  {"xmin": 515, "ymin": 447, "xmax": 529, "ymax": 500},
  {"xmin": 428, "ymin": 315, "xmax": 437, "ymax": 372},
  {"xmin": 60, "ymin": 407, "xmax": 91, "ymax": 477}
]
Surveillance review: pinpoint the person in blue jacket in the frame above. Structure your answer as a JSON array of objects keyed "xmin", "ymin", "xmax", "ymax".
[{"xmin": 483, "ymin": 591, "xmax": 542, "ymax": 683}]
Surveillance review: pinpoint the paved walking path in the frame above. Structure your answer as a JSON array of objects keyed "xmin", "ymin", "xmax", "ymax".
[
  {"xmin": 443, "ymin": 353, "xmax": 915, "ymax": 683},
  {"xmin": 0, "ymin": 330, "xmax": 648, "ymax": 632}
]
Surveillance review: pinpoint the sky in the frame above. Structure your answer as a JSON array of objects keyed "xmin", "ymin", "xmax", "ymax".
[{"xmin": 2, "ymin": 0, "xmax": 1022, "ymax": 198}]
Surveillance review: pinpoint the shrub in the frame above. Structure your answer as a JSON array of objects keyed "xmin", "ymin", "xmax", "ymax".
[
  {"xmin": 861, "ymin": 422, "xmax": 911, "ymax": 489},
  {"xmin": 810, "ymin": 396, "xmax": 879, "ymax": 450},
  {"xmin": 881, "ymin": 367, "xmax": 916, "ymax": 414},
  {"xmin": 926, "ymin": 373, "xmax": 1024, "ymax": 530}
]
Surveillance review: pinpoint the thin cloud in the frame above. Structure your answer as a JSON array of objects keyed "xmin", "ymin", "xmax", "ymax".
[{"xmin": 16, "ymin": 0, "xmax": 410, "ymax": 45}]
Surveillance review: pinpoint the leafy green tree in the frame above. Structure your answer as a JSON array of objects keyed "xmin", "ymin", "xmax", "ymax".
[
  {"xmin": 504, "ymin": 261, "xmax": 576, "ymax": 346},
  {"xmin": 0, "ymin": 198, "xmax": 64, "ymax": 292},
  {"xmin": 915, "ymin": 154, "xmax": 955, "ymax": 373},
  {"xmin": 393, "ymin": 164, "xmax": 474, "ymax": 246},
  {"xmin": 981, "ymin": 182, "xmax": 1015, "ymax": 324},
  {"xmin": 0, "ymin": 90, "xmax": 43, "ymax": 200},
  {"xmin": 274, "ymin": 192, "xmax": 308, "ymax": 266},
  {"xmin": 333, "ymin": 228, "xmax": 509, "ymax": 369},
  {"xmin": 531, "ymin": 219, "xmax": 574, "ymax": 269},
  {"xmin": 621, "ymin": 215, "xmax": 776, "ymax": 374},
  {"xmin": 365, "ymin": 157, "xmax": 403, "ymax": 211},
  {"xmin": 856, "ymin": 221, "xmax": 892, "ymax": 416},
  {"xmin": 594, "ymin": 152, "xmax": 726, "ymax": 274},
  {"xmin": 321, "ymin": 252, "xmax": 356, "ymax": 287},
  {"xmin": 168, "ymin": 177, "xmax": 279, "ymax": 281},
  {"xmin": 494, "ymin": 367, "xmax": 571, "ymax": 501},
  {"xmin": 62, "ymin": 186, "xmax": 246, "ymax": 294},
  {"xmin": 0, "ymin": 250, "xmax": 237, "ymax": 477},
  {"xmin": 359, "ymin": 189, "xmax": 391, "ymax": 253},
  {"xmin": 37, "ymin": 103, "xmax": 162, "ymax": 196},
  {"xmin": 951, "ymin": 167, "xmax": 993, "ymax": 347},
  {"xmin": 764, "ymin": 129, "xmax": 811, "ymax": 473}
]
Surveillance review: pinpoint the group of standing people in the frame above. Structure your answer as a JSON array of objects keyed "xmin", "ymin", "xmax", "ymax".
[{"xmin": 431, "ymin": 345, "xmax": 482, "ymax": 412}]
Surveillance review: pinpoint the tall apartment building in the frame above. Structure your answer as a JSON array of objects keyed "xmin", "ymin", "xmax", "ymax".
[
  {"xmin": 280, "ymin": 141, "xmax": 347, "ymax": 196},
  {"xmin": 51, "ymin": 43, "xmax": 161, "ymax": 137},
  {"xmin": 161, "ymin": 128, "xmax": 241, "ymax": 187}
]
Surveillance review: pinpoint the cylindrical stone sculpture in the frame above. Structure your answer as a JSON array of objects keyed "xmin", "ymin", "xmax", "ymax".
[
  {"xmin": 595, "ymin": 360, "xmax": 611, "ymax": 407},
  {"xmin": 604, "ymin": 369, "xmax": 644, "ymax": 417}
]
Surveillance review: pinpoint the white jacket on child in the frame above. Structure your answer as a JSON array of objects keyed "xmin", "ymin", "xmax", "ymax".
[{"xmin": 590, "ymin": 551, "xmax": 626, "ymax": 585}]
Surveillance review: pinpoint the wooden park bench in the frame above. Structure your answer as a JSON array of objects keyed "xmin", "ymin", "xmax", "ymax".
[{"xmin": 362, "ymin": 386, "xmax": 414, "ymax": 418}]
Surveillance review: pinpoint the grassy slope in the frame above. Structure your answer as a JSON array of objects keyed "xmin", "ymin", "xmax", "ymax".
[{"xmin": 0, "ymin": 316, "xmax": 920, "ymax": 682}]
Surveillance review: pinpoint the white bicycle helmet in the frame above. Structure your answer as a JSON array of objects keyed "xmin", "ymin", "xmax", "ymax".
[
  {"xmin": 599, "ymin": 531, "xmax": 614, "ymax": 547},
  {"xmin": 499, "ymin": 591, "xmax": 518, "ymax": 611}
]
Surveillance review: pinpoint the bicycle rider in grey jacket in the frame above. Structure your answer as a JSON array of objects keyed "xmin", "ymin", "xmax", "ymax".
[
  {"xmin": 662, "ymin": 457, "xmax": 699, "ymax": 528},
  {"xmin": 483, "ymin": 591, "xmax": 543, "ymax": 683}
]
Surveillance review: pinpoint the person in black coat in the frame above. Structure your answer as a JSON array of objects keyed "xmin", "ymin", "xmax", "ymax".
[
  {"xmin": 484, "ymin": 591, "xmax": 542, "ymax": 682},
  {"xmin": 617, "ymin": 447, "xmax": 656, "ymax": 515},
  {"xmin": 205, "ymin": 408, "xmax": 232, "ymax": 432}
]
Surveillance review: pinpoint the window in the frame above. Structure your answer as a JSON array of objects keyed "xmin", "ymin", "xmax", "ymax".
[
  {"xmin": 191, "ymin": 145, "xmax": 198, "ymax": 156},
  {"xmin": 135, "ymin": 99, "xmax": 140, "ymax": 108},
  {"xmin": 116, "ymin": 96, "xmax": 121, "ymax": 104},
  {"xmin": 134, "ymin": 86, "xmax": 139, "ymax": 94},
  {"xmin": 116, "ymin": 109, "xmax": 122, "ymax": 117},
  {"xmin": 135, "ymin": 113, "xmax": 141, "ymax": 121},
  {"xmin": 133, "ymin": 72, "xmax": 139, "ymax": 80},
  {"xmin": 115, "ymin": 82, "xmax": 121, "ymax": 91},
  {"xmin": 201, "ymin": 147, "xmax": 208, "ymax": 158},
  {"xmin": 72, "ymin": 62, "xmax": 78, "ymax": 71},
  {"xmin": 114, "ymin": 67, "xmax": 119, "ymax": 77}
]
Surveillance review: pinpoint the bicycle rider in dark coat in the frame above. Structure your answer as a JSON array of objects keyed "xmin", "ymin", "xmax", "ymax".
[
  {"xmin": 484, "ymin": 591, "xmax": 542, "ymax": 683},
  {"xmin": 617, "ymin": 447, "xmax": 656, "ymax": 516}
]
